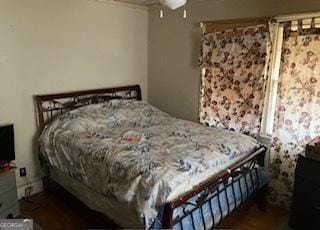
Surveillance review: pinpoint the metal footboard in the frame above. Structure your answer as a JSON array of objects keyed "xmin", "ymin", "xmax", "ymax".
[{"xmin": 162, "ymin": 147, "xmax": 267, "ymax": 229}]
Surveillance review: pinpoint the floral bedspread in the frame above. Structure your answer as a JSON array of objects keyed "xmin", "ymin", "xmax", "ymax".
[{"xmin": 39, "ymin": 100, "xmax": 261, "ymax": 228}]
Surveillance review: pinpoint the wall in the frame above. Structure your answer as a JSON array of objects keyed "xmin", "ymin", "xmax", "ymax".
[
  {"xmin": 148, "ymin": 0, "xmax": 320, "ymax": 122},
  {"xmin": 0, "ymin": 0, "xmax": 148, "ymax": 198}
]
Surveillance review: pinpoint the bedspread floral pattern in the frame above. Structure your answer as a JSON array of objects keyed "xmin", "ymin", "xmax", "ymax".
[
  {"xmin": 199, "ymin": 25, "xmax": 270, "ymax": 137},
  {"xmin": 39, "ymin": 100, "xmax": 261, "ymax": 228},
  {"xmin": 269, "ymin": 28, "xmax": 320, "ymax": 208}
]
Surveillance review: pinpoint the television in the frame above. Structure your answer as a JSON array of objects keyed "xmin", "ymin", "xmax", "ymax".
[{"xmin": 0, "ymin": 124, "xmax": 15, "ymax": 165}]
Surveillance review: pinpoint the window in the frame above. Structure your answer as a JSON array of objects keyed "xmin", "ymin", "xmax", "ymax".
[{"xmin": 260, "ymin": 23, "xmax": 284, "ymax": 137}]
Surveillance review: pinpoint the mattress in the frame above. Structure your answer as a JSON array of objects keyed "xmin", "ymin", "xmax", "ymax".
[
  {"xmin": 39, "ymin": 99, "xmax": 263, "ymax": 228},
  {"xmin": 50, "ymin": 167, "xmax": 143, "ymax": 228}
]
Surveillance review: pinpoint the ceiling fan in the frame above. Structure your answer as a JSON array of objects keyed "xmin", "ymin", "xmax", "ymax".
[
  {"xmin": 114, "ymin": 0, "xmax": 188, "ymax": 10},
  {"xmin": 160, "ymin": 0, "xmax": 187, "ymax": 10},
  {"xmin": 113, "ymin": 0, "xmax": 188, "ymax": 18},
  {"xmin": 159, "ymin": 0, "xmax": 188, "ymax": 18}
]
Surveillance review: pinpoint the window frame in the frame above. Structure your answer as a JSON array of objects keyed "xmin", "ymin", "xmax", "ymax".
[{"xmin": 260, "ymin": 22, "xmax": 284, "ymax": 137}]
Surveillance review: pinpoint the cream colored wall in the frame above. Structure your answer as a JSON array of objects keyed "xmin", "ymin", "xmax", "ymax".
[
  {"xmin": 148, "ymin": 0, "xmax": 320, "ymax": 122},
  {"xmin": 0, "ymin": 0, "xmax": 148, "ymax": 197}
]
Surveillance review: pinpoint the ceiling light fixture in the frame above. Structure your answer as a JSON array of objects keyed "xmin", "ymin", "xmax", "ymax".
[{"xmin": 159, "ymin": 0, "xmax": 187, "ymax": 10}]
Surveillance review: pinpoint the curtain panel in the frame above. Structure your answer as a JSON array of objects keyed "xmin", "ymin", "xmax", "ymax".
[
  {"xmin": 269, "ymin": 23, "xmax": 320, "ymax": 208},
  {"xmin": 199, "ymin": 25, "xmax": 271, "ymax": 137}
]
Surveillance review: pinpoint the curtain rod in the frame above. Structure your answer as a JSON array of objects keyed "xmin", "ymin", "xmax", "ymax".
[
  {"xmin": 200, "ymin": 12, "xmax": 320, "ymax": 34},
  {"xmin": 200, "ymin": 17, "xmax": 271, "ymax": 34},
  {"xmin": 274, "ymin": 11, "xmax": 320, "ymax": 22}
]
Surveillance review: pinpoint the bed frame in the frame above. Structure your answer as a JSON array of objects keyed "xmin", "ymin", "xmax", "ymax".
[{"xmin": 35, "ymin": 84, "xmax": 267, "ymax": 229}]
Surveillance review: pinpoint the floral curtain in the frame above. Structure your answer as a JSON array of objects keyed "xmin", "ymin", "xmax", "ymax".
[
  {"xmin": 269, "ymin": 24, "xmax": 320, "ymax": 208},
  {"xmin": 199, "ymin": 25, "xmax": 271, "ymax": 137}
]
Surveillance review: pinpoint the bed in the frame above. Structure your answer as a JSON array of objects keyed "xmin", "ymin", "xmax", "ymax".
[{"xmin": 35, "ymin": 85, "xmax": 269, "ymax": 229}]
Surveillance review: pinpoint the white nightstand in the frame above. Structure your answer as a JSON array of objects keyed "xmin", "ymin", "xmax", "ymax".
[{"xmin": 0, "ymin": 167, "xmax": 20, "ymax": 218}]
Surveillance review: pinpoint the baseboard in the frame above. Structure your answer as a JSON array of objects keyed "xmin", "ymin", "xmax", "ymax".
[{"xmin": 17, "ymin": 178, "xmax": 44, "ymax": 200}]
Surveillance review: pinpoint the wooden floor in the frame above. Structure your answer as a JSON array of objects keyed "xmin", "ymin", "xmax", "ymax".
[
  {"xmin": 19, "ymin": 190, "xmax": 288, "ymax": 230},
  {"xmin": 220, "ymin": 204, "xmax": 288, "ymax": 230}
]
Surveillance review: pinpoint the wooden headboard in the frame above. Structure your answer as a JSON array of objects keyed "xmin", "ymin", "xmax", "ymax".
[{"xmin": 35, "ymin": 85, "xmax": 141, "ymax": 133}]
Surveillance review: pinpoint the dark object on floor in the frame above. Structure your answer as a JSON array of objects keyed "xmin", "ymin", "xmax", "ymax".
[{"xmin": 290, "ymin": 154, "xmax": 320, "ymax": 229}]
